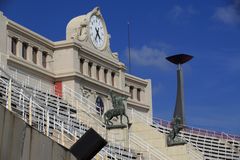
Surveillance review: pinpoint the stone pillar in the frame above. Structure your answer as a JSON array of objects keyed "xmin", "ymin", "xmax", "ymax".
[
  {"xmin": 99, "ymin": 66, "xmax": 104, "ymax": 83},
  {"xmin": 125, "ymin": 84, "xmax": 130, "ymax": 93},
  {"xmin": 17, "ymin": 40, "xmax": 22, "ymax": 57},
  {"xmin": 46, "ymin": 54, "xmax": 52, "ymax": 70},
  {"xmin": 118, "ymin": 63, "xmax": 125, "ymax": 89},
  {"xmin": 45, "ymin": 54, "xmax": 49, "ymax": 69},
  {"xmin": 140, "ymin": 89, "xmax": 145, "ymax": 103},
  {"xmin": 107, "ymin": 69, "xmax": 112, "ymax": 85},
  {"xmin": 133, "ymin": 87, "xmax": 137, "ymax": 101},
  {"xmin": 83, "ymin": 59, "xmax": 89, "ymax": 76},
  {"xmin": 106, "ymin": 95, "xmax": 111, "ymax": 110},
  {"xmin": 27, "ymin": 45, "xmax": 33, "ymax": 61},
  {"xmin": 37, "ymin": 50, "xmax": 42, "ymax": 66},
  {"xmin": 91, "ymin": 63, "xmax": 97, "ymax": 79},
  {"xmin": 0, "ymin": 12, "xmax": 7, "ymax": 53},
  {"xmin": 7, "ymin": 36, "xmax": 11, "ymax": 54}
]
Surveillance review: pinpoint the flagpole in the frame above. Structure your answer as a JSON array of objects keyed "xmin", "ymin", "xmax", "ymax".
[{"xmin": 127, "ymin": 21, "xmax": 131, "ymax": 74}]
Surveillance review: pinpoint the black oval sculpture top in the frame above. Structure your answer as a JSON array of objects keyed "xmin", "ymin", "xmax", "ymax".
[{"xmin": 166, "ymin": 54, "xmax": 193, "ymax": 65}]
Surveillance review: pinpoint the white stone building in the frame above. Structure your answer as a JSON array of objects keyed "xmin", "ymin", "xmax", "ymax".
[{"xmin": 0, "ymin": 7, "xmax": 152, "ymax": 120}]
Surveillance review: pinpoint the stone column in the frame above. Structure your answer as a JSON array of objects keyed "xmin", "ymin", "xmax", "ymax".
[
  {"xmin": 125, "ymin": 84, "xmax": 130, "ymax": 93},
  {"xmin": 27, "ymin": 45, "xmax": 33, "ymax": 61},
  {"xmin": 106, "ymin": 95, "xmax": 111, "ymax": 110},
  {"xmin": 46, "ymin": 54, "xmax": 53, "ymax": 70},
  {"xmin": 133, "ymin": 87, "xmax": 137, "ymax": 101},
  {"xmin": 107, "ymin": 69, "xmax": 112, "ymax": 86},
  {"xmin": 91, "ymin": 63, "xmax": 97, "ymax": 79},
  {"xmin": 118, "ymin": 63, "xmax": 125, "ymax": 89},
  {"xmin": 140, "ymin": 89, "xmax": 145, "ymax": 103},
  {"xmin": 7, "ymin": 36, "xmax": 11, "ymax": 54},
  {"xmin": 114, "ymin": 73, "xmax": 119, "ymax": 88},
  {"xmin": 37, "ymin": 50, "xmax": 42, "ymax": 66},
  {"xmin": 83, "ymin": 59, "xmax": 89, "ymax": 76},
  {"xmin": 99, "ymin": 66, "xmax": 105, "ymax": 83},
  {"xmin": 17, "ymin": 40, "xmax": 22, "ymax": 57}
]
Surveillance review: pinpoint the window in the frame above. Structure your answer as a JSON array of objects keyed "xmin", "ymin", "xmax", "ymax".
[
  {"xmin": 22, "ymin": 42, "xmax": 28, "ymax": 60},
  {"xmin": 137, "ymin": 88, "xmax": 141, "ymax": 101},
  {"xmin": 11, "ymin": 37, "xmax": 17, "ymax": 55},
  {"xmin": 42, "ymin": 52, "xmax": 47, "ymax": 68},
  {"xmin": 104, "ymin": 69, "xmax": 108, "ymax": 83},
  {"xmin": 32, "ymin": 47, "xmax": 38, "ymax": 64},
  {"xmin": 130, "ymin": 86, "xmax": 134, "ymax": 99},
  {"xmin": 80, "ymin": 58, "xmax": 84, "ymax": 74},
  {"xmin": 111, "ymin": 72, "xmax": 115, "ymax": 86},
  {"xmin": 88, "ymin": 62, "xmax": 92, "ymax": 77},
  {"xmin": 95, "ymin": 96, "xmax": 104, "ymax": 115},
  {"xmin": 96, "ymin": 66, "xmax": 100, "ymax": 80}
]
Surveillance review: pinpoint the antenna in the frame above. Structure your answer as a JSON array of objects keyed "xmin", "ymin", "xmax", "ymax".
[{"xmin": 127, "ymin": 21, "xmax": 131, "ymax": 74}]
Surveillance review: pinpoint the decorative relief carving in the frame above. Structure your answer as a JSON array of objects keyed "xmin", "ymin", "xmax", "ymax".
[{"xmin": 80, "ymin": 87, "xmax": 91, "ymax": 98}]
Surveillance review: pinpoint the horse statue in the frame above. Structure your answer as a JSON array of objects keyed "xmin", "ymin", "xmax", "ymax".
[{"xmin": 104, "ymin": 91, "xmax": 129, "ymax": 126}]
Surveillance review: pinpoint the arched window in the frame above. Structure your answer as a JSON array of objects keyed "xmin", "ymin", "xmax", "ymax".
[{"xmin": 95, "ymin": 96, "xmax": 104, "ymax": 115}]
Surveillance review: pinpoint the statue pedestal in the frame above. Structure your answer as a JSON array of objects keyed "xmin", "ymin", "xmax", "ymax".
[
  {"xmin": 106, "ymin": 124, "xmax": 127, "ymax": 129},
  {"xmin": 106, "ymin": 125, "xmax": 130, "ymax": 149},
  {"xmin": 167, "ymin": 136, "xmax": 186, "ymax": 146}
]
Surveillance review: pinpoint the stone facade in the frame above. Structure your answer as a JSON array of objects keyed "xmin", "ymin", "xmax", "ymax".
[{"xmin": 0, "ymin": 8, "xmax": 153, "ymax": 120}]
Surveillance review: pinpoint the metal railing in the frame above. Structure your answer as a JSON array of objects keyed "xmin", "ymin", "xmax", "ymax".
[
  {"xmin": 4, "ymin": 64, "xmax": 239, "ymax": 159},
  {"xmin": 153, "ymin": 117, "xmax": 240, "ymax": 141},
  {"xmin": 153, "ymin": 118, "xmax": 240, "ymax": 160},
  {"xmin": 60, "ymin": 84, "xmax": 177, "ymax": 160},
  {"xmin": 0, "ymin": 66, "xmax": 139, "ymax": 159},
  {"xmin": 0, "ymin": 72, "xmax": 119, "ymax": 159}
]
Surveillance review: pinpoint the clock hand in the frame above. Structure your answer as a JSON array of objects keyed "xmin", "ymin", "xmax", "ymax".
[
  {"xmin": 95, "ymin": 28, "xmax": 101, "ymax": 40},
  {"xmin": 95, "ymin": 28, "xmax": 98, "ymax": 41}
]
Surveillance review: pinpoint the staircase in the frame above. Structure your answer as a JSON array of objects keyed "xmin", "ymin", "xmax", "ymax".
[
  {"xmin": 0, "ymin": 68, "xmax": 138, "ymax": 160},
  {"xmin": 1, "ymin": 65, "xmax": 205, "ymax": 160}
]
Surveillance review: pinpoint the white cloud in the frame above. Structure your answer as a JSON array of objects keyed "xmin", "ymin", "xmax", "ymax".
[
  {"xmin": 169, "ymin": 5, "xmax": 197, "ymax": 19},
  {"xmin": 213, "ymin": 0, "xmax": 240, "ymax": 25},
  {"xmin": 127, "ymin": 45, "xmax": 171, "ymax": 71}
]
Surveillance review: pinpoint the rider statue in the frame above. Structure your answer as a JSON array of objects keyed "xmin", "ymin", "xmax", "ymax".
[{"xmin": 103, "ymin": 91, "xmax": 129, "ymax": 128}]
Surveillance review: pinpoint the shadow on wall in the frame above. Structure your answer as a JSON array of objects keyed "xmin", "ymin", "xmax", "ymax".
[{"xmin": 0, "ymin": 105, "xmax": 77, "ymax": 160}]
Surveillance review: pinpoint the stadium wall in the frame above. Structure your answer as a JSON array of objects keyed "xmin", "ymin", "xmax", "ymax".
[{"xmin": 0, "ymin": 105, "xmax": 77, "ymax": 160}]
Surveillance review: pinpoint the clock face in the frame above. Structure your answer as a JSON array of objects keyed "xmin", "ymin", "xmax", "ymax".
[{"xmin": 89, "ymin": 15, "xmax": 105, "ymax": 49}]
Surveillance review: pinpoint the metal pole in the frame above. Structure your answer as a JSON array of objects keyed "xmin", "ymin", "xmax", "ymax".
[
  {"xmin": 7, "ymin": 79, "xmax": 12, "ymax": 111},
  {"xmin": 128, "ymin": 22, "xmax": 131, "ymax": 74},
  {"xmin": 29, "ymin": 96, "xmax": 32, "ymax": 125},
  {"xmin": 46, "ymin": 110, "xmax": 49, "ymax": 136}
]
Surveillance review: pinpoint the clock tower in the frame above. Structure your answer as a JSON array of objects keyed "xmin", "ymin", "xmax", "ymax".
[{"xmin": 66, "ymin": 7, "xmax": 116, "ymax": 60}]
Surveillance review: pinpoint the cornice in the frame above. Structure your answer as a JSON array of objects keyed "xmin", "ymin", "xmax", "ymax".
[
  {"xmin": 125, "ymin": 73, "xmax": 148, "ymax": 86},
  {"xmin": 7, "ymin": 20, "xmax": 55, "ymax": 50},
  {"xmin": 127, "ymin": 99, "xmax": 150, "ymax": 110}
]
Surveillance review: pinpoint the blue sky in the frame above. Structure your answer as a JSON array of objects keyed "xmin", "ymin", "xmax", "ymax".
[{"xmin": 1, "ymin": 0, "xmax": 240, "ymax": 135}]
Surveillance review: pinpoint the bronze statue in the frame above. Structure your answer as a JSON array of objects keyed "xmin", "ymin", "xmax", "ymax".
[
  {"xmin": 104, "ymin": 91, "xmax": 129, "ymax": 127},
  {"xmin": 167, "ymin": 116, "xmax": 186, "ymax": 146}
]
